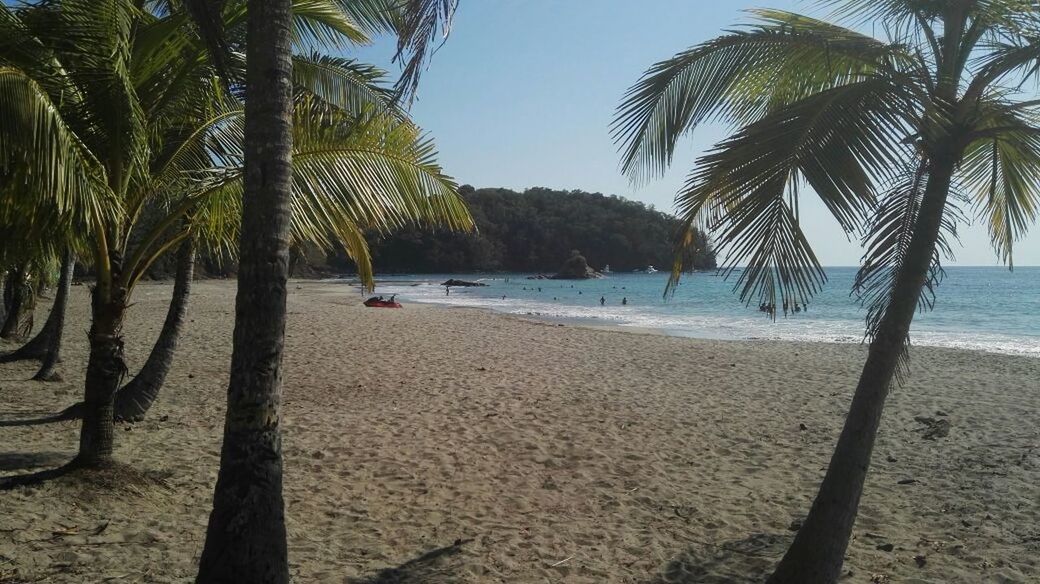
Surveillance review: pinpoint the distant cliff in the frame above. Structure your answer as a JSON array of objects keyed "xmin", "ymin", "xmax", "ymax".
[{"xmin": 329, "ymin": 186, "xmax": 716, "ymax": 274}]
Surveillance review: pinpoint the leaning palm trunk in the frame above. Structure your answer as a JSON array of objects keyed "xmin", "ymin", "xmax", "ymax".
[
  {"xmin": 32, "ymin": 251, "xmax": 75, "ymax": 381},
  {"xmin": 1, "ymin": 252, "xmax": 74, "ymax": 366},
  {"xmin": 113, "ymin": 239, "xmax": 194, "ymax": 421},
  {"xmin": 766, "ymin": 159, "xmax": 955, "ymax": 582},
  {"xmin": 196, "ymin": 0, "xmax": 292, "ymax": 580}
]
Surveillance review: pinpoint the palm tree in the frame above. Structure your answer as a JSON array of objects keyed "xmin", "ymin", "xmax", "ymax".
[
  {"xmin": 195, "ymin": 1, "xmax": 295, "ymax": 577},
  {"xmin": 614, "ymin": 2, "xmax": 1040, "ymax": 581},
  {"xmin": 194, "ymin": 1, "xmax": 458, "ymax": 580},
  {"xmin": 0, "ymin": 0, "xmax": 470, "ymax": 470}
]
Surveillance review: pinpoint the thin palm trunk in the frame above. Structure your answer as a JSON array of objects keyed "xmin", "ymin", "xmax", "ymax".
[
  {"xmin": 196, "ymin": 0, "xmax": 292, "ymax": 581},
  {"xmin": 0, "ymin": 271, "xmax": 7, "ymax": 327},
  {"xmin": 32, "ymin": 251, "xmax": 75, "ymax": 381},
  {"xmin": 74, "ymin": 281, "xmax": 128, "ymax": 468},
  {"xmin": 0, "ymin": 266, "xmax": 32, "ymax": 340},
  {"xmin": 113, "ymin": 239, "xmax": 194, "ymax": 421},
  {"xmin": 767, "ymin": 158, "xmax": 955, "ymax": 583}
]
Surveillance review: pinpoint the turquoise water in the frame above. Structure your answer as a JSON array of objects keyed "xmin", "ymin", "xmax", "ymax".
[{"xmin": 355, "ymin": 267, "xmax": 1040, "ymax": 357}]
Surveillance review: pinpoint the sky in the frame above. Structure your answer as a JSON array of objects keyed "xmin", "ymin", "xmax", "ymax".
[{"xmin": 354, "ymin": 0, "xmax": 1040, "ymax": 267}]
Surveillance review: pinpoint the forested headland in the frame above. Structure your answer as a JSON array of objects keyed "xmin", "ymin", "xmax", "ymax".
[{"xmin": 327, "ymin": 186, "xmax": 716, "ymax": 274}]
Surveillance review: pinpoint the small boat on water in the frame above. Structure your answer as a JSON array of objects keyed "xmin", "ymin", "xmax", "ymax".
[
  {"xmin": 364, "ymin": 295, "xmax": 402, "ymax": 308},
  {"xmin": 644, "ymin": 265, "xmax": 658, "ymax": 274}
]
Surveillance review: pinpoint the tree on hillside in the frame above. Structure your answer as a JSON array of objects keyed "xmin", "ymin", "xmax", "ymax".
[
  {"xmin": 615, "ymin": 2, "xmax": 1040, "ymax": 581},
  {"xmin": 350, "ymin": 186, "xmax": 716, "ymax": 273}
]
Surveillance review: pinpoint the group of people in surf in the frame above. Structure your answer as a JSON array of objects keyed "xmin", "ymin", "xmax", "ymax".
[{"xmin": 758, "ymin": 299, "xmax": 807, "ymax": 317}]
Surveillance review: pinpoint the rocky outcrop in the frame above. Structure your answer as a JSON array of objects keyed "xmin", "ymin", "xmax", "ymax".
[
  {"xmin": 442, "ymin": 279, "xmax": 487, "ymax": 287},
  {"xmin": 551, "ymin": 251, "xmax": 602, "ymax": 280}
]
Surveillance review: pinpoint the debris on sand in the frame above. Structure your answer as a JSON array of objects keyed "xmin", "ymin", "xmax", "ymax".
[{"xmin": 913, "ymin": 416, "xmax": 951, "ymax": 440}]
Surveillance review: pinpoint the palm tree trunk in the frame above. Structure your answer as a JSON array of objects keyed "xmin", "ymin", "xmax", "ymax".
[
  {"xmin": 0, "ymin": 270, "xmax": 7, "ymax": 327},
  {"xmin": 113, "ymin": 239, "xmax": 194, "ymax": 421},
  {"xmin": 32, "ymin": 251, "xmax": 75, "ymax": 381},
  {"xmin": 73, "ymin": 284, "xmax": 128, "ymax": 469},
  {"xmin": 767, "ymin": 159, "xmax": 955, "ymax": 583},
  {"xmin": 196, "ymin": 0, "xmax": 292, "ymax": 581},
  {"xmin": 0, "ymin": 266, "xmax": 31, "ymax": 340}
]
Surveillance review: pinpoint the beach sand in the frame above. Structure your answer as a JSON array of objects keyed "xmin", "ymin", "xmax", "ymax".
[{"xmin": 1, "ymin": 280, "xmax": 1038, "ymax": 583}]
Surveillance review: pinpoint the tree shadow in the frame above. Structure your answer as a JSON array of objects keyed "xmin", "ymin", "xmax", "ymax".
[
  {"xmin": 0, "ymin": 461, "xmax": 76, "ymax": 490},
  {"xmin": 0, "ymin": 451, "xmax": 70, "ymax": 472},
  {"xmin": 647, "ymin": 533, "xmax": 789, "ymax": 584},
  {"xmin": 348, "ymin": 539, "xmax": 472, "ymax": 584},
  {"xmin": 0, "ymin": 404, "xmax": 79, "ymax": 427}
]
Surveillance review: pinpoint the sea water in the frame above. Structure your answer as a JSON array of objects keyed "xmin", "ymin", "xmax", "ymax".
[{"xmin": 349, "ymin": 267, "xmax": 1040, "ymax": 357}]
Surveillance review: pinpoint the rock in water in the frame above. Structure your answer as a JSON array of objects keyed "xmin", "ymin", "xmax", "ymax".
[
  {"xmin": 442, "ymin": 279, "xmax": 487, "ymax": 287},
  {"xmin": 551, "ymin": 250, "xmax": 602, "ymax": 280}
]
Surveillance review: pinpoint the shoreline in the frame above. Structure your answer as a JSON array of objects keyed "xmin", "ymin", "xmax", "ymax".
[{"xmin": 318, "ymin": 279, "xmax": 1039, "ymax": 360}]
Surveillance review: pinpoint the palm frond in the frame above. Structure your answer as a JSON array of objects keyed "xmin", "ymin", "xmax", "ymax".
[
  {"xmin": 667, "ymin": 78, "xmax": 915, "ymax": 310},
  {"xmin": 959, "ymin": 102, "xmax": 1040, "ymax": 267},
  {"xmin": 180, "ymin": 95, "xmax": 470, "ymax": 288},
  {"xmin": 613, "ymin": 9, "xmax": 919, "ymax": 182},
  {"xmin": 853, "ymin": 159, "xmax": 961, "ymax": 358},
  {"xmin": 292, "ymin": 54, "xmax": 399, "ymax": 117},
  {"xmin": 290, "ymin": 0, "xmax": 371, "ymax": 50},
  {"xmin": 0, "ymin": 67, "xmax": 113, "ymax": 228},
  {"xmin": 388, "ymin": 0, "xmax": 457, "ymax": 102}
]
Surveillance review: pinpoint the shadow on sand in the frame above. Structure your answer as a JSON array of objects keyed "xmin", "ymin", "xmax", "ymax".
[
  {"xmin": 349, "ymin": 539, "xmax": 472, "ymax": 584},
  {"xmin": 647, "ymin": 533, "xmax": 789, "ymax": 584},
  {"xmin": 0, "ymin": 451, "xmax": 70, "ymax": 472}
]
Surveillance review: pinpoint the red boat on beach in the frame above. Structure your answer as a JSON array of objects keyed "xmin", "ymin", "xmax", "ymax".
[{"xmin": 363, "ymin": 296, "xmax": 402, "ymax": 308}]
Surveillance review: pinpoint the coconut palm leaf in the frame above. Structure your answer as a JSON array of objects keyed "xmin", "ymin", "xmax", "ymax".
[
  {"xmin": 959, "ymin": 100, "xmax": 1040, "ymax": 267},
  {"xmin": 388, "ymin": 0, "xmax": 457, "ymax": 101},
  {"xmin": 613, "ymin": 9, "xmax": 920, "ymax": 183},
  {"xmin": 853, "ymin": 160, "xmax": 960, "ymax": 352},
  {"xmin": 666, "ymin": 78, "xmax": 915, "ymax": 308},
  {"xmin": 292, "ymin": 54, "xmax": 400, "ymax": 118},
  {"xmin": 129, "ymin": 89, "xmax": 469, "ymax": 291},
  {"xmin": 0, "ymin": 67, "xmax": 111, "ymax": 228}
]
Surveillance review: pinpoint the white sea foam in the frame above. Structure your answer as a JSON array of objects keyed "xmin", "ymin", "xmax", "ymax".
[{"xmin": 368, "ymin": 280, "xmax": 1040, "ymax": 358}]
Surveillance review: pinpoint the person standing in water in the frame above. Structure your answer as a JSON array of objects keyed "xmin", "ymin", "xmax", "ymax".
[
  {"xmin": 600, "ymin": 296, "xmax": 605, "ymax": 306},
  {"xmin": 622, "ymin": 297, "xmax": 628, "ymax": 305}
]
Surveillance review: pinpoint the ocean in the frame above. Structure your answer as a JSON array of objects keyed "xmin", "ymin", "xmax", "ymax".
[{"xmin": 350, "ymin": 267, "xmax": 1040, "ymax": 357}]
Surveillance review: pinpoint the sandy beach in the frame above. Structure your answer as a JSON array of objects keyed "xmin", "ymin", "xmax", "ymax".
[{"xmin": 1, "ymin": 280, "xmax": 1038, "ymax": 583}]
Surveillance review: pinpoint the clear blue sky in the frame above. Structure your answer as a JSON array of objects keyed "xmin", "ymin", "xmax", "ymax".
[{"xmin": 355, "ymin": 0, "xmax": 1040, "ymax": 267}]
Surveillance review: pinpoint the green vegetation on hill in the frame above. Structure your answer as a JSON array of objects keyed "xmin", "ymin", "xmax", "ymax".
[{"xmin": 341, "ymin": 186, "xmax": 716, "ymax": 273}]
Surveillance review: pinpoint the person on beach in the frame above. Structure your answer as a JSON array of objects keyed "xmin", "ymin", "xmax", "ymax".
[
  {"xmin": 600, "ymin": 296, "xmax": 606, "ymax": 306},
  {"xmin": 445, "ymin": 287, "xmax": 450, "ymax": 296},
  {"xmin": 622, "ymin": 297, "xmax": 627, "ymax": 305}
]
